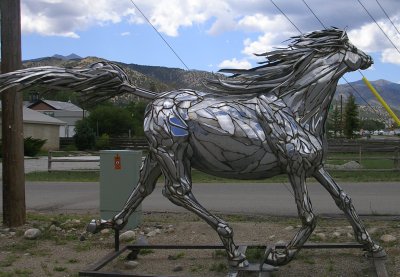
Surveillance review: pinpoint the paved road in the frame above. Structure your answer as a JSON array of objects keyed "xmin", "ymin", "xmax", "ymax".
[{"xmin": 0, "ymin": 182, "xmax": 399, "ymax": 216}]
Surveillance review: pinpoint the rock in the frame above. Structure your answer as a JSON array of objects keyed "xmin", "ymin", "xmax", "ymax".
[
  {"xmin": 79, "ymin": 234, "xmax": 86, "ymax": 241},
  {"xmin": 268, "ymin": 235, "xmax": 276, "ymax": 240},
  {"xmin": 119, "ymin": 230, "xmax": 136, "ymax": 242},
  {"xmin": 73, "ymin": 219, "xmax": 81, "ymax": 224},
  {"xmin": 9, "ymin": 232, "xmax": 16, "ymax": 237},
  {"xmin": 284, "ymin": 226, "xmax": 294, "ymax": 231},
  {"xmin": 332, "ymin": 231, "xmax": 341, "ymax": 238},
  {"xmin": 346, "ymin": 232, "xmax": 353, "ymax": 238},
  {"xmin": 276, "ymin": 240, "xmax": 286, "ymax": 245},
  {"xmin": 124, "ymin": 261, "xmax": 139, "ymax": 270},
  {"xmin": 173, "ymin": 265, "xmax": 183, "ymax": 272},
  {"xmin": 24, "ymin": 228, "xmax": 41, "ymax": 240},
  {"xmin": 100, "ymin": 229, "xmax": 111, "ymax": 235},
  {"xmin": 165, "ymin": 227, "xmax": 175, "ymax": 234},
  {"xmin": 55, "ymin": 227, "xmax": 62, "ymax": 231},
  {"xmin": 155, "ymin": 224, "xmax": 163, "ymax": 229},
  {"xmin": 316, "ymin": 233, "xmax": 326, "ymax": 240},
  {"xmin": 146, "ymin": 230, "xmax": 157, "ymax": 237},
  {"xmin": 155, "ymin": 228, "xmax": 161, "ymax": 234},
  {"xmin": 380, "ymin": 234, "xmax": 396, "ymax": 243},
  {"xmin": 49, "ymin": 224, "xmax": 57, "ymax": 231},
  {"xmin": 144, "ymin": 227, "xmax": 152, "ymax": 234},
  {"xmin": 368, "ymin": 227, "xmax": 378, "ymax": 235}
]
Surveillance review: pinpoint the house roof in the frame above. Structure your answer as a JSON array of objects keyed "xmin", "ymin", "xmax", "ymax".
[
  {"xmin": 0, "ymin": 101, "xmax": 66, "ymax": 125},
  {"xmin": 22, "ymin": 107, "xmax": 66, "ymax": 125},
  {"xmin": 28, "ymin": 99, "xmax": 83, "ymax": 111}
]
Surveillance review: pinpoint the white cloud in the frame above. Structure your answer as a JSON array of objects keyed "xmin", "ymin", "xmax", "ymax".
[
  {"xmin": 19, "ymin": 0, "xmax": 400, "ymax": 67},
  {"xmin": 381, "ymin": 49, "xmax": 400, "ymax": 64},
  {"xmin": 218, "ymin": 58, "xmax": 251, "ymax": 69},
  {"xmin": 237, "ymin": 13, "xmax": 288, "ymax": 33},
  {"xmin": 348, "ymin": 18, "xmax": 400, "ymax": 65},
  {"xmin": 121, "ymin": 32, "xmax": 131, "ymax": 36}
]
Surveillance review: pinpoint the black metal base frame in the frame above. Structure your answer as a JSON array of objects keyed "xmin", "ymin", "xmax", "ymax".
[{"xmin": 79, "ymin": 230, "xmax": 388, "ymax": 277}]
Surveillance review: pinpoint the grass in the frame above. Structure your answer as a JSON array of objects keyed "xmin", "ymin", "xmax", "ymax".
[
  {"xmin": 24, "ymin": 151, "xmax": 400, "ymax": 182},
  {"xmin": 25, "ymin": 168, "xmax": 400, "ymax": 182}
]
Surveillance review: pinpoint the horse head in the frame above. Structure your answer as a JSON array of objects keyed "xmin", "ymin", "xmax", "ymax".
[{"xmin": 341, "ymin": 34, "xmax": 373, "ymax": 71}]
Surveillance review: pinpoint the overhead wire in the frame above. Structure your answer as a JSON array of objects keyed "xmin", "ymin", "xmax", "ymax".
[
  {"xmin": 128, "ymin": 0, "xmax": 190, "ymax": 70},
  {"xmin": 374, "ymin": 0, "xmax": 400, "ymax": 36},
  {"xmin": 270, "ymin": 0, "xmax": 383, "ymax": 120},
  {"xmin": 270, "ymin": 0, "xmax": 302, "ymax": 33},
  {"xmin": 301, "ymin": 0, "xmax": 384, "ymax": 119},
  {"xmin": 356, "ymin": 0, "xmax": 400, "ymax": 56}
]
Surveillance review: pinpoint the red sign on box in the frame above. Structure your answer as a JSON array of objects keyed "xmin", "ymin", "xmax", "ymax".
[{"xmin": 114, "ymin": 154, "xmax": 121, "ymax": 170}]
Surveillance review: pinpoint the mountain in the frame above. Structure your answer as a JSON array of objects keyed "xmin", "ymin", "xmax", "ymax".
[
  {"xmin": 52, "ymin": 53, "xmax": 82, "ymax": 60},
  {"xmin": 335, "ymin": 79, "xmax": 400, "ymax": 124},
  {"xmin": 336, "ymin": 79, "xmax": 400, "ymax": 110},
  {"xmin": 20, "ymin": 55, "xmax": 400, "ymax": 122},
  {"xmin": 22, "ymin": 55, "xmax": 221, "ymax": 95}
]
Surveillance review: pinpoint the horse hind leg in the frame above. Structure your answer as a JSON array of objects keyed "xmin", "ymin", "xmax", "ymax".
[
  {"xmin": 87, "ymin": 153, "xmax": 161, "ymax": 233},
  {"xmin": 155, "ymin": 144, "xmax": 248, "ymax": 267},
  {"xmin": 264, "ymin": 173, "xmax": 317, "ymax": 266},
  {"xmin": 313, "ymin": 167, "xmax": 386, "ymax": 257}
]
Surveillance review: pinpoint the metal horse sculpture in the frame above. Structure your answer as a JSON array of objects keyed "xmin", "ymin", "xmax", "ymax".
[{"xmin": 0, "ymin": 28, "xmax": 386, "ymax": 267}]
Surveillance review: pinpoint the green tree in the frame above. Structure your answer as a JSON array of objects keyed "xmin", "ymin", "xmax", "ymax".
[
  {"xmin": 126, "ymin": 101, "xmax": 148, "ymax": 137},
  {"xmin": 359, "ymin": 119, "xmax": 385, "ymax": 131},
  {"xmin": 327, "ymin": 104, "xmax": 342, "ymax": 137},
  {"xmin": 343, "ymin": 94, "xmax": 359, "ymax": 139},
  {"xmin": 74, "ymin": 119, "xmax": 96, "ymax": 150},
  {"xmin": 87, "ymin": 104, "xmax": 134, "ymax": 136}
]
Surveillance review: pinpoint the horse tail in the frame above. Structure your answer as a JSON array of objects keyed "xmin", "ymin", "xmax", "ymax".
[{"xmin": 0, "ymin": 61, "xmax": 157, "ymax": 106}]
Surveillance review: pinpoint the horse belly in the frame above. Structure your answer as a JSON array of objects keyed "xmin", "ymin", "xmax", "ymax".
[{"xmin": 189, "ymin": 135, "xmax": 281, "ymax": 180}]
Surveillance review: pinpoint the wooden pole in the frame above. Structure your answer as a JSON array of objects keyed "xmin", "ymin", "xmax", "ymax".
[{"xmin": 1, "ymin": 0, "xmax": 26, "ymax": 227}]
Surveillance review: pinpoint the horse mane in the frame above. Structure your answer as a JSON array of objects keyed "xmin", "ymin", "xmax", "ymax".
[{"xmin": 205, "ymin": 28, "xmax": 348, "ymax": 95}]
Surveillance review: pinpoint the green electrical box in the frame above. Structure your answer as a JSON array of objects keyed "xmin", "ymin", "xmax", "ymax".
[{"xmin": 100, "ymin": 150, "xmax": 142, "ymax": 229}]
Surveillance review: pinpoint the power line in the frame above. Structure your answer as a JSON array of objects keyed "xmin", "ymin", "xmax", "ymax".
[
  {"xmin": 302, "ymin": 0, "xmax": 327, "ymax": 29},
  {"xmin": 342, "ymin": 76, "xmax": 381, "ymax": 115},
  {"xmin": 270, "ymin": 0, "xmax": 302, "ymax": 34},
  {"xmin": 374, "ymin": 0, "xmax": 400, "ymax": 36},
  {"xmin": 275, "ymin": 0, "xmax": 384, "ymax": 120},
  {"xmin": 356, "ymin": 0, "xmax": 400, "ymax": 56},
  {"xmin": 128, "ymin": 0, "xmax": 190, "ymax": 70}
]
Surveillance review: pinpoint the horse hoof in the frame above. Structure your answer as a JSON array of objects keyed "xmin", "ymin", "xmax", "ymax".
[
  {"xmin": 86, "ymin": 219, "xmax": 113, "ymax": 234},
  {"xmin": 367, "ymin": 248, "xmax": 387, "ymax": 259},
  {"xmin": 228, "ymin": 253, "xmax": 248, "ymax": 268},
  {"xmin": 228, "ymin": 258, "xmax": 249, "ymax": 268}
]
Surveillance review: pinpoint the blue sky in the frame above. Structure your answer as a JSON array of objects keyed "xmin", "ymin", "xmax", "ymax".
[{"xmin": 21, "ymin": 0, "xmax": 400, "ymax": 84}]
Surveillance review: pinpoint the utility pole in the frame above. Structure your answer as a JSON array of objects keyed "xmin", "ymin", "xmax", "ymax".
[{"xmin": 1, "ymin": 0, "xmax": 26, "ymax": 226}]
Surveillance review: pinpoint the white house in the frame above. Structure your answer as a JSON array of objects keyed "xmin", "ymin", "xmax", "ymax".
[{"xmin": 26, "ymin": 99, "xmax": 88, "ymax": 138}]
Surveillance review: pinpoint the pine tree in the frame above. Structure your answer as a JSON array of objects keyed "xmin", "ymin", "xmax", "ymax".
[
  {"xmin": 344, "ymin": 94, "xmax": 359, "ymax": 139},
  {"xmin": 327, "ymin": 104, "xmax": 342, "ymax": 137}
]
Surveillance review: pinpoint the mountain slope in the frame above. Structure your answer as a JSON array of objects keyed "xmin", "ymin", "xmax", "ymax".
[{"xmin": 19, "ymin": 55, "xmax": 400, "ymax": 120}]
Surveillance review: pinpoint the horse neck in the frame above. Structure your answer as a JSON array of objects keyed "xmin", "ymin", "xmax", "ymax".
[{"xmin": 280, "ymin": 53, "xmax": 348, "ymax": 136}]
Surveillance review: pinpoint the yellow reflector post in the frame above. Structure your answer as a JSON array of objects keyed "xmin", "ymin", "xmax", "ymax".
[{"xmin": 362, "ymin": 77, "xmax": 400, "ymax": 126}]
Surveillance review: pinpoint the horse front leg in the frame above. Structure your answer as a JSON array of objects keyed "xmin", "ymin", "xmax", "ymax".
[
  {"xmin": 313, "ymin": 167, "xmax": 386, "ymax": 257},
  {"xmin": 263, "ymin": 173, "xmax": 316, "ymax": 266}
]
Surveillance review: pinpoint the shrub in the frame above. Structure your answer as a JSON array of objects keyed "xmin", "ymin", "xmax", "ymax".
[
  {"xmin": 95, "ymin": 133, "xmax": 110, "ymax": 150},
  {"xmin": 24, "ymin": 137, "xmax": 47, "ymax": 156},
  {"xmin": 0, "ymin": 137, "xmax": 47, "ymax": 157},
  {"xmin": 74, "ymin": 119, "xmax": 95, "ymax": 150}
]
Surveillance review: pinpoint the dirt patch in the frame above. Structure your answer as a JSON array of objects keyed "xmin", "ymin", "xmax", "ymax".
[{"xmin": 0, "ymin": 212, "xmax": 399, "ymax": 276}]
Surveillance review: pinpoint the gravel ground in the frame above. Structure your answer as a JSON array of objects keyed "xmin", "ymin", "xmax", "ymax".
[{"xmin": 0, "ymin": 211, "xmax": 398, "ymax": 277}]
